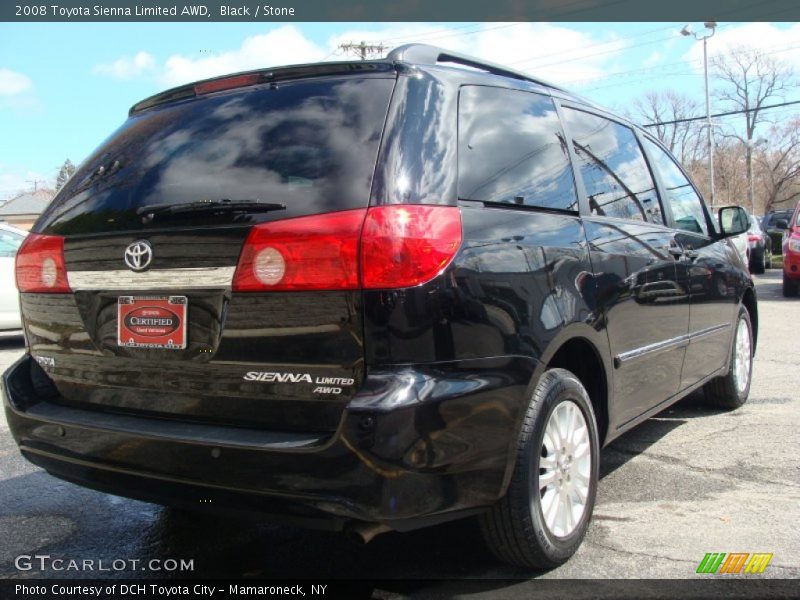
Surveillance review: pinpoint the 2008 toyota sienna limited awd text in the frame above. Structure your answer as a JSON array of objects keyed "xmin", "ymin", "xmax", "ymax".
[{"xmin": 2, "ymin": 44, "xmax": 756, "ymax": 568}]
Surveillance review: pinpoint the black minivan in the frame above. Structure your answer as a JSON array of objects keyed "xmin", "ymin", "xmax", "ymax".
[{"xmin": 3, "ymin": 44, "xmax": 756, "ymax": 568}]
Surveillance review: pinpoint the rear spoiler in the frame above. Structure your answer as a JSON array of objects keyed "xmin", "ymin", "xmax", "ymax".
[{"xmin": 129, "ymin": 61, "xmax": 395, "ymax": 115}]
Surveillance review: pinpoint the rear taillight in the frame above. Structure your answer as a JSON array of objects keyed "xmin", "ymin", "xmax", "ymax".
[
  {"xmin": 233, "ymin": 209, "xmax": 365, "ymax": 292},
  {"xmin": 747, "ymin": 234, "xmax": 761, "ymax": 242},
  {"xmin": 233, "ymin": 205, "xmax": 463, "ymax": 292},
  {"xmin": 360, "ymin": 205, "xmax": 462, "ymax": 289},
  {"xmin": 15, "ymin": 233, "xmax": 71, "ymax": 293}
]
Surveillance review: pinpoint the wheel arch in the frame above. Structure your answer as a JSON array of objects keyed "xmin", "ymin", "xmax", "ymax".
[
  {"xmin": 543, "ymin": 335, "xmax": 610, "ymax": 447},
  {"xmin": 496, "ymin": 324, "xmax": 614, "ymax": 501}
]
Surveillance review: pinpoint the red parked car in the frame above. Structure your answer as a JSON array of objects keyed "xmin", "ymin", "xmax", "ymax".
[{"xmin": 783, "ymin": 201, "xmax": 800, "ymax": 296}]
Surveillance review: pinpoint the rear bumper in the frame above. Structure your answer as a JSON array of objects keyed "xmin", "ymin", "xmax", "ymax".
[{"xmin": 3, "ymin": 354, "xmax": 533, "ymax": 530}]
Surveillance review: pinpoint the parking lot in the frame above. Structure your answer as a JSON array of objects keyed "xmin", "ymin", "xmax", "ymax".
[{"xmin": 1, "ymin": 270, "xmax": 798, "ymax": 594}]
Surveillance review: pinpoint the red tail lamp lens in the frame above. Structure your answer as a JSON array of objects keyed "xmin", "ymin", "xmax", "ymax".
[
  {"xmin": 233, "ymin": 205, "xmax": 463, "ymax": 292},
  {"xmin": 233, "ymin": 209, "xmax": 366, "ymax": 291},
  {"xmin": 15, "ymin": 233, "xmax": 71, "ymax": 293},
  {"xmin": 360, "ymin": 205, "xmax": 462, "ymax": 289}
]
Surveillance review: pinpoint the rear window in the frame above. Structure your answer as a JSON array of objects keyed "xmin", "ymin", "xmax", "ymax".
[
  {"xmin": 39, "ymin": 76, "xmax": 395, "ymax": 235},
  {"xmin": 765, "ymin": 211, "xmax": 792, "ymax": 229}
]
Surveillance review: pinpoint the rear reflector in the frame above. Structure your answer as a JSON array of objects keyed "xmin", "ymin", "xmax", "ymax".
[
  {"xmin": 233, "ymin": 205, "xmax": 463, "ymax": 292},
  {"xmin": 361, "ymin": 205, "xmax": 462, "ymax": 289},
  {"xmin": 15, "ymin": 233, "xmax": 71, "ymax": 293}
]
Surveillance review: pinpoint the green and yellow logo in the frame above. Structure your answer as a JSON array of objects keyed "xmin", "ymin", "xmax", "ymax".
[{"xmin": 696, "ymin": 552, "xmax": 773, "ymax": 574}]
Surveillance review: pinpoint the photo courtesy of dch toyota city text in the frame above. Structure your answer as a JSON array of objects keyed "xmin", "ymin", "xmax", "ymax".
[{"xmin": 0, "ymin": 1, "xmax": 798, "ymax": 598}]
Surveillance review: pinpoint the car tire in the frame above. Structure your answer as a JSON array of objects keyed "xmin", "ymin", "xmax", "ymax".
[
  {"xmin": 784, "ymin": 272, "xmax": 798, "ymax": 297},
  {"xmin": 750, "ymin": 250, "xmax": 765, "ymax": 275},
  {"xmin": 704, "ymin": 306, "xmax": 753, "ymax": 410},
  {"xmin": 478, "ymin": 368, "xmax": 599, "ymax": 569}
]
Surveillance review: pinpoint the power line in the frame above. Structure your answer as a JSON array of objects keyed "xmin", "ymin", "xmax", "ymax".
[
  {"xmin": 508, "ymin": 24, "xmax": 682, "ymax": 68},
  {"xmin": 577, "ymin": 40, "xmax": 800, "ymax": 92},
  {"xmin": 511, "ymin": 20, "xmax": 793, "ymax": 85},
  {"xmin": 511, "ymin": 22, "xmax": 736, "ymax": 71},
  {"xmin": 643, "ymin": 99, "xmax": 800, "ymax": 127},
  {"xmin": 383, "ymin": 22, "xmax": 520, "ymax": 46},
  {"xmin": 379, "ymin": 22, "xmax": 484, "ymax": 44}
]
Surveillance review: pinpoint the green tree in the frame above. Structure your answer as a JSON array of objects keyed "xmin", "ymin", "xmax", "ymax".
[{"xmin": 55, "ymin": 159, "xmax": 76, "ymax": 191}]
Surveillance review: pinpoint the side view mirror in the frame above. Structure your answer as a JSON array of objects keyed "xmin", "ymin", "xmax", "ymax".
[
  {"xmin": 776, "ymin": 219, "xmax": 789, "ymax": 229},
  {"xmin": 718, "ymin": 206, "xmax": 749, "ymax": 237}
]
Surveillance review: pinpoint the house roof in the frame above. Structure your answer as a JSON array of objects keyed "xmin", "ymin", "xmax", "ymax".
[{"xmin": 0, "ymin": 188, "xmax": 55, "ymax": 217}]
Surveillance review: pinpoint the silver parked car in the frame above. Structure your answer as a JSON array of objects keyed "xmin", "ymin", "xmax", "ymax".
[
  {"xmin": 0, "ymin": 223, "xmax": 27, "ymax": 333},
  {"xmin": 728, "ymin": 210, "xmax": 753, "ymax": 266}
]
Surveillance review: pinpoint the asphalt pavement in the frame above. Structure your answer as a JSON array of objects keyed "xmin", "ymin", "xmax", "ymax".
[{"xmin": 0, "ymin": 270, "xmax": 798, "ymax": 595}]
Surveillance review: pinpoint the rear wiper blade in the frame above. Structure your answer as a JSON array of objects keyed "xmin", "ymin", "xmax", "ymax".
[{"xmin": 137, "ymin": 199, "xmax": 286, "ymax": 218}]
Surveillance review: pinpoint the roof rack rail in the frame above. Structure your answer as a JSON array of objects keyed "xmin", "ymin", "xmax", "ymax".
[{"xmin": 387, "ymin": 43, "xmax": 564, "ymax": 92}]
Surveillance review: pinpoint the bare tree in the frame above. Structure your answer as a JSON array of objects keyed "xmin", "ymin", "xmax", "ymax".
[
  {"xmin": 756, "ymin": 118, "xmax": 800, "ymax": 214},
  {"xmin": 629, "ymin": 90, "xmax": 705, "ymax": 166},
  {"xmin": 711, "ymin": 46, "xmax": 795, "ymax": 212},
  {"xmin": 709, "ymin": 139, "xmax": 748, "ymax": 208}
]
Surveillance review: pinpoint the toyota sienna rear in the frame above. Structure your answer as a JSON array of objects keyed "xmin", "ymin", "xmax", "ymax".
[{"xmin": 3, "ymin": 44, "xmax": 758, "ymax": 569}]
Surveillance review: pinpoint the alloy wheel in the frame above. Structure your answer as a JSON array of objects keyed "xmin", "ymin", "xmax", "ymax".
[
  {"xmin": 537, "ymin": 400, "xmax": 591, "ymax": 538},
  {"xmin": 733, "ymin": 316, "xmax": 752, "ymax": 395}
]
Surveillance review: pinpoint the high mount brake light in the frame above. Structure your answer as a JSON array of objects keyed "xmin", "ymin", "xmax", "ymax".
[
  {"xmin": 15, "ymin": 233, "xmax": 71, "ymax": 293},
  {"xmin": 194, "ymin": 74, "xmax": 263, "ymax": 95},
  {"xmin": 232, "ymin": 205, "xmax": 462, "ymax": 292}
]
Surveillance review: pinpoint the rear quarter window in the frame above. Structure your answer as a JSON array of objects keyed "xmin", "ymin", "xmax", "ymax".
[{"xmin": 457, "ymin": 85, "xmax": 578, "ymax": 211}]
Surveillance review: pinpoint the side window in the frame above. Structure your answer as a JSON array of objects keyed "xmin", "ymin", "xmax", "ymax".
[
  {"xmin": 642, "ymin": 138, "xmax": 709, "ymax": 236},
  {"xmin": 562, "ymin": 108, "xmax": 663, "ymax": 225},
  {"xmin": 458, "ymin": 86, "xmax": 578, "ymax": 211}
]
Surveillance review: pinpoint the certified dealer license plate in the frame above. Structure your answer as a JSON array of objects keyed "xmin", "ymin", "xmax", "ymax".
[{"xmin": 117, "ymin": 296, "xmax": 188, "ymax": 349}]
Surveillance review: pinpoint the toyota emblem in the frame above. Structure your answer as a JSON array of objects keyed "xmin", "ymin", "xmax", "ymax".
[{"xmin": 124, "ymin": 240, "xmax": 153, "ymax": 271}]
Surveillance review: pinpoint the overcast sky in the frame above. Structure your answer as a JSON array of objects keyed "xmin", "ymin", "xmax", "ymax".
[{"xmin": 1, "ymin": 21, "xmax": 799, "ymax": 198}]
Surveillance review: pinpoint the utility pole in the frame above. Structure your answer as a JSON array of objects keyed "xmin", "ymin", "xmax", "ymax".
[
  {"xmin": 25, "ymin": 179, "xmax": 45, "ymax": 192},
  {"xmin": 681, "ymin": 22, "xmax": 717, "ymax": 209},
  {"xmin": 338, "ymin": 41, "xmax": 387, "ymax": 61}
]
